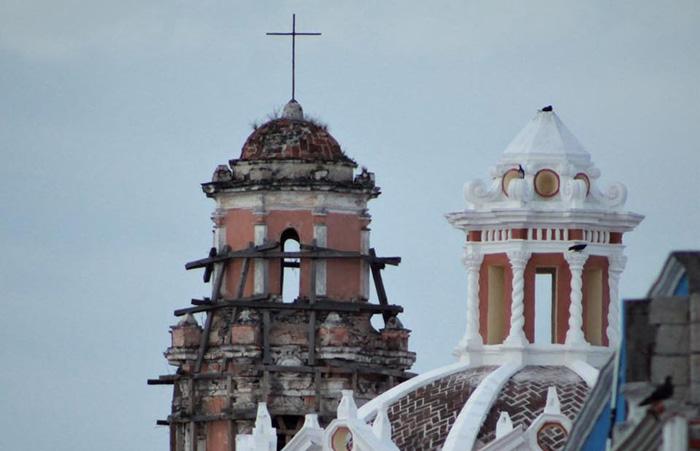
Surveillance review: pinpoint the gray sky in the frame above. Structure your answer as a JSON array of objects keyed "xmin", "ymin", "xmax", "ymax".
[{"xmin": 1, "ymin": 1, "xmax": 699, "ymax": 450}]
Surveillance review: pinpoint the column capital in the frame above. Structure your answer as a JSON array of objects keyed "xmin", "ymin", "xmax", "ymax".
[
  {"xmin": 608, "ymin": 254, "xmax": 628, "ymax": 273},
  {"xmin": 564, "ymin": 251, "xmax": 589, "ymax": 269},
  {"xmin": 462, "ymin": 249, "xmax": 484, "ymax": 270},
  {"xmin": 506, "ymin": 249, "xmax": 531, "ymax": 269}
]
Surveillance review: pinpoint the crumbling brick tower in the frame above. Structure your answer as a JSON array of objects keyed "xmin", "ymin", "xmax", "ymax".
[{"xmin": 149, "ymin": 100, "xmax": 416, "ymax": 450}]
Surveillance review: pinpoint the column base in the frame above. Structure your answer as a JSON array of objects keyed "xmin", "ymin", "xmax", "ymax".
[
  {"xmin": 453, "ymin": 334, "xmax": 484, "ymax": 359},
  {"xmin": 565, "ymin": 331, "xmax": 588, "ymax": 347},
  {"xmin": 504, "ymin": 332, "xmax": 528, "ymax": 347},
  {"xmin": 457, "ymin": 343, "xmax": 613, "ymax": 368}
]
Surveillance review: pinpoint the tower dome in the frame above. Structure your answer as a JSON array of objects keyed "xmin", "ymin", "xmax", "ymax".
[
  {"xmin": 240, "ymin": 100, "xmax": 352, "ymax": 163},
  {"xmin": 203, "ymin": 100, "xmax": 375, "ymax": 197}
]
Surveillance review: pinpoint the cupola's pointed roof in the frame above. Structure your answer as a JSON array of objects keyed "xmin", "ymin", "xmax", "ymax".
[{"xmin": 501, "ymin": 106, "xmax": 590, "ymax": 164}]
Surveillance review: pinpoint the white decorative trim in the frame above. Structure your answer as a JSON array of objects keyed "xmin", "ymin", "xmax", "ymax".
[
  {"xmin": 313, "ymin": 224, "xmax": 327, "ymax": 297},
  {"xmin": 357, "ymin": 362, "xmax": 472, "ymax": 422},
  {"xmin": 607, "ymin": 253, "xmax": 627, "ymax": 348},
  {"xmin": 321, "ymin": 391, "xmax": 399, "ymax": 451},
  {"xmin": 564, "ymin": 251, "xmax": 589, "ymax": 346},
  {"xmin": 506, "ymin": 178, "xmax": 533, "ymax": 204},
  {"xmin": 480, "ymin": 424, "xmax": 525, "ymax": 451},
  {"xmin": 442, "ymin": 362, "xmax": 523, "ymax": 451},
  {"xmin": 561, "ymin": 178, "xmax": 588, "ymax": 208},
  {"xmin": 217, "ymin": 190, "xmax": 369, "ymax": 216},
  {"xmin": 522, "ymin": 387, "xmax": 572, "ymax": 449},
  {"xmin": 460, "ymin": 241, "xmax": 626, "ymax": 258},
  {"xmin": 236, "ymin": 403, "xmax": 277, "ymax": 451},
  {"xmin": 496, "ymin": 411, "xmax": 514, "ymax": 439},
  {"xmin": 360, "ymin": 229, "xmax": 370, "ymax": 299},
  {"xmin": 505, "ymin": 250, "xmax": 531, "ymax": 346},
  {"xmin": 565, "ymin": 359, "xmax": 600, "ymax": 387},
  {"xmin": 457, "ymin": 248, "xmax": 484, "ymax": 351},
  {"xmin": 254, "ymin": 224, "xmax": 268, "ymax": 294},
  {"xmin": 459, "ymin": 343, "xmax": 613, "ymax": 369},
  {"xmin": 464, "ymin": 179, "xmax": 501, "ymax": 207},
  {"xmin": 281, "ymin": 414, "xmax": 323, "ymax": 451},
  {"xmin": 446, "ymin": 209, "xmax": 643, "ymax": 232}
]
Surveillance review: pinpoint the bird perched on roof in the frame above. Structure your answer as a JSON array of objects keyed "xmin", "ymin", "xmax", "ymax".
[
  {"xmin": 639, "ymin": 376, "xmax": 674, "ymax": 406},
  {"xmin": 568, "ymin": 243, "xmax": 587, "ymax": 252},
  {"xmin": 542, "ymin": 105, "xmax": 553, "ymax": 112},
  {"xmin": 517, "ymin": 164, "xmax": 525, "ymax": 178}
]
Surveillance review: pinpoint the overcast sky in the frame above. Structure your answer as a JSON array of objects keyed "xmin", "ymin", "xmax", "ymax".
[{"xmin": 1, "ymin": 1, "xmax": 699, "ymax": 450}]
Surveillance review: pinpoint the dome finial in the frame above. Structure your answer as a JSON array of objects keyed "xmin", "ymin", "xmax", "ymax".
[{"xmin": 282, "ymin": 99, "xmax": 304, "ymax": 120}]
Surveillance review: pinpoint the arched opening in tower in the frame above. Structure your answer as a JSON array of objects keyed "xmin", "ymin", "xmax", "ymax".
[{"xmin": 280, "ymin": 228, "xmax": 301, "ymax": 302}]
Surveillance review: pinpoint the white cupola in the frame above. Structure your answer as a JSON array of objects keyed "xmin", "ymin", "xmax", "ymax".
[{"xmin": 446, "ymin": 106, "xmax": 643, "ymax": 367}]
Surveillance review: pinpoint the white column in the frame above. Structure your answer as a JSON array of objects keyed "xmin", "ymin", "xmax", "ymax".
[
  {"xmin": 211, "ymin": 208, "xmax": 228, "ymax": 295},
  {"xmin": 313, "ymin": 224, "xmax": 327, "ymax": 297},
  {"xmin": 505, "ymin": 249, "xmax": 531, "ymax": 346},
  {"xmin": 253, "ymin": 224, "xmax": 268, "ymax": 294},
  {"xmin": 459, "ymin": 248, "xmax": 484, "ymax": 350},
  {"xmin": 565, "ymin": 252, "xmax": 589, "ymax": 345},
  {"xmin": 607, "ymin": 253, "xmax": 627, "ymax": 348},
  {"xmin": 360, "ymin": 228, "xmax": 370, "ymax": 299}
]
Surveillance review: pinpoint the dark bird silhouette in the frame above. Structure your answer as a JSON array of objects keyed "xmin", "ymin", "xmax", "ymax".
[
  {"xmin": 517, "ymin": 164, "xmax": 525, "ymax": 178},
  {"xmin": 639, "ymin": 376, "xmax": 674, "ymax": 406},
  {"xmin": 542, "ymin": 105, "xmax": 553, "ymax": 112},
  {"xmin": 568, "ymin": 243, "xmax": 587, "ymax": 252}
]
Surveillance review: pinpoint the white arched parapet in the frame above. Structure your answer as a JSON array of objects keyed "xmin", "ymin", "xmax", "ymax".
[{"xmin": 464, "ymin": 179, "xmax": 501, "ymax": 208}]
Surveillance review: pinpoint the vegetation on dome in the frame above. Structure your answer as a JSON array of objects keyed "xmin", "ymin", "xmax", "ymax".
[{"xmin": 250, "ymin": 105, "xmax": 329, "ymax": 131}]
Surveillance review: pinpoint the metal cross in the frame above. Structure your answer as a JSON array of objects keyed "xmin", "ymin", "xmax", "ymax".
[{"xmin": 266, "ymin": 14, "xmax": 321, "ymax": 101}]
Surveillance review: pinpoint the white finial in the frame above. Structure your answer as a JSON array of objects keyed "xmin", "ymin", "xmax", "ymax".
[
  {"xmin": 544, "ymin": 386, "xmax": 562, "ymax": 415},
  {"xmin": 238, "ymin": 402, "xmax": 276, "ymax": 451},
  {"xmin": 337, "ymin": 390, "xmax": 358, "ymax": 420},
  {"xmin": 253, "ymin": 402, "xmax": 274, "ymax": 435},
  {"xmin": 372, "ymin": 404, "xmax": 393, "ymax": 442},
  {"xmin": 495, "ymin": 411, "xmax": 514, "ymax": 439},
  {"xmin": 302, "ymin": 413, "xmax": 321, "ymax": 430},
  {"xmin": 282, "ymin": 99, "xmax": 304, "ymax": 120}
]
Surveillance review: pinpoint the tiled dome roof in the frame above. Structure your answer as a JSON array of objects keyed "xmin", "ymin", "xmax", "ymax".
[
  {"xmin": 239, "ymin": 101, "xmax": 351, "ymax": 163},
  {"xmin": 359, "ymin": 364, "xmax": 591, "ymax": 450}
]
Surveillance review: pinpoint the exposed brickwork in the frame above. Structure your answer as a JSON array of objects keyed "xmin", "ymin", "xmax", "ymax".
[
  {"xmin": 477, "ymin": 366, "xmax": 589, "ymax": 446},
  {"xmin": 387, "ymin": 366, "xmax": 496, "ymax": 451},
  {"xmin": 241, "ymin": 118, "xmax": 350, "ymax": 162},
  {"xmin": 537, "ymin": 422, "xmax": 569, "ymax": 451}
]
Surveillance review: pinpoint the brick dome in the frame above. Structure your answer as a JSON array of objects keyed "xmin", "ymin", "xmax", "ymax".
[
  {"xmin": 358, "ymin": 364, "xmax": 591, "ymax": 450},
  {"xmin": 239, "ymin": 101, "xmax": 352, "ymax": 163}
]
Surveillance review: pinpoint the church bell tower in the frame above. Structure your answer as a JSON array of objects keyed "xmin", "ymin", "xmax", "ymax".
[{"xmin": 149, "ymin": 99, "xmax": 415, "ymax": 450}]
